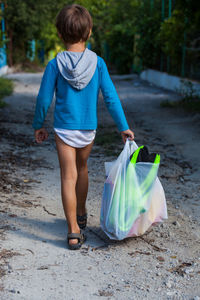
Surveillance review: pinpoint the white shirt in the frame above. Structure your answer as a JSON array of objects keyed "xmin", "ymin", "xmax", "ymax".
[{"xmin": 54, "ymin": 128, "xmax": 96, "ymax": 148}]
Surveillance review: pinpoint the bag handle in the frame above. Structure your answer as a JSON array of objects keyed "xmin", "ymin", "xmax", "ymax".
[{"xmin": 126, "ymin": 139, "xmax": 138, "ymax": 154}]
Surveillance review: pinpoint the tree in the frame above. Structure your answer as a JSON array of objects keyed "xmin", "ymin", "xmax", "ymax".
[{"xmin": 3, "ymin": 0, "xmax": 68, "ymax": 65}]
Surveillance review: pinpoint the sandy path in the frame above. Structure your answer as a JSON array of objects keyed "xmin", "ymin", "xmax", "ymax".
[{"xmin": 0, "ymin": 73, "xmax": 199, "ymax": 300}]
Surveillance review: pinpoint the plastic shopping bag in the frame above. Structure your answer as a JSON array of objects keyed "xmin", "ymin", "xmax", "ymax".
[{"xmin": 100, "ymin": 139, "xmax": 168, "ymax": 240}]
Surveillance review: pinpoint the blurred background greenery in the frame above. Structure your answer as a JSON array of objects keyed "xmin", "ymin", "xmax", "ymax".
[{"xmin": 0, "ymin": 0, "xmax": 199, "ymax": 80}]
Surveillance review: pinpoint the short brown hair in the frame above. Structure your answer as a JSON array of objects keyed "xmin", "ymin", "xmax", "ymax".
[{"xmin": 56, "ymin": 4, "xmax": 92, "ymax": 44}]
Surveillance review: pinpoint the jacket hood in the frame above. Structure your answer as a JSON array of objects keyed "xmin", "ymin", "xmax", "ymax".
[{"xmin": 56, "ymin": 48, "xmax": 97, "ymax": 90}]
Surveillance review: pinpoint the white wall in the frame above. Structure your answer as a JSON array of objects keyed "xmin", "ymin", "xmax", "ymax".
[{"xmin": 140, "ymin": 69, "xmax": 200, "ymax": 96}]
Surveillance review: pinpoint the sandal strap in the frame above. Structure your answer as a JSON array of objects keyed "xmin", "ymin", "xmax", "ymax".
[
  {"xmin": 77, "ymin": 213, "xmax": 87, "ymax": 222},
  {"xmin": 67, "ymin": 232, "xmax": 84, "ymax": 242}
]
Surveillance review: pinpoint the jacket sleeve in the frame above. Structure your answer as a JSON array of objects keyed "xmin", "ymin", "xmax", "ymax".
[
  {"xmin": 32, "ymin": 61, "xmax": 57, "ymax": 130},
  {"xmin": 99, "ymin": 58, "xmax": 129, "ymax": 132}
]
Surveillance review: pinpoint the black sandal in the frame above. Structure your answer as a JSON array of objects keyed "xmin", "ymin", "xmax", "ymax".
[
  {"xmin": 67, "ymin": 230, "xmax": 86, "ymax": 250},
  {"xmin": 77, "ymin": 213, "xmax": 87, "ymax": 229}
]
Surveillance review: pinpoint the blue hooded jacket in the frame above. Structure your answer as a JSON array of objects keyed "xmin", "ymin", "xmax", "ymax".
[{"xmin": 32, "ymin": 49, "xmax": 129, "ymax": 132}]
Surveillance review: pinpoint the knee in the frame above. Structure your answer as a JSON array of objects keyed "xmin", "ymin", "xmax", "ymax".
[{"xmin": 60, "ymin": 167, "xmax": 78, "ymax": 183}]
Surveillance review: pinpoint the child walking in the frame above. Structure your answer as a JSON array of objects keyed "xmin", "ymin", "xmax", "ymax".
[{"xmin": 33, "ymin": 4, "xmax": 134, "ymax": 250}]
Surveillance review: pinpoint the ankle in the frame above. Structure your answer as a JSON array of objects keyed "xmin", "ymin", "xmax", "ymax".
[
  {"xmin": 77, "ymin": 207, "xmax": 87, "ymax": 216},
  {"xmin": 67, "ymin": 224, "xmax": 80, "ymax": 234}
]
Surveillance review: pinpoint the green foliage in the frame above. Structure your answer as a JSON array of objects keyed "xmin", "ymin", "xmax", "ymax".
[
  {"xmin": 2, "ymin": 0, "xmax": 199, "ymax": 78},
  {"xmin": 3, "ymin": 0, "xmax": 70, "ymax": 64},
  {"xmin": 79, "ymin": 0, "xmax": 199, "ymax": 76},
  {"xmin": 156, "ymin": 9, "xmax": 186, "ymax": 74},
  {"xmin": 0, "ymin": 77, "xmax": 13, "ymax": 108},
  {"xmin": 158, "ymin": 10, "xmax": 185, "ymax": 58},
  {"xmin": 134, "ymin": 1, "xmax": 162, "ymax": 69},
  {"xmin": 102, "ymin": 0, "xmax": 136, "ymax": 73},
  {"xmin": 178, "ymin": 79, "xmax": 199, "ymax": 100},
  {"xmin": 161, "ymin": 80, "xmax": 200, "ymax": 112},
  {"xmin": 161, "ymin": 97, "xmax": 200, "ymax": 112}
]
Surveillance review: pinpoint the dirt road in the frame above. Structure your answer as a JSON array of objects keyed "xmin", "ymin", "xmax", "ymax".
[{"xmin": 0, "ymin": 72, "xmax": 199, "ymax": 300}]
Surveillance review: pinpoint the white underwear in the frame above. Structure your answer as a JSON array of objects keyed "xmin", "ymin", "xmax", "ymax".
[{"xmin": 54, "ymin": 128, "xmax": 96, "ymax": 148}]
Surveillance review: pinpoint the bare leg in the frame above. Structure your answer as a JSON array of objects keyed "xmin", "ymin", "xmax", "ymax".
[
  {"xmin": 55, "ymin": 134, "xmax": 80, "ymax": 245},
  {"xmin": 76, "ymin": 141, "xmax": 94, "ymax": 217}
]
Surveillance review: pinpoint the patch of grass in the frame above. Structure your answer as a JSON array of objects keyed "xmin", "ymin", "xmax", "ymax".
[
  {"xmin": 0, "ymin": 100, "xmax": 6, "ymax": 108},
  {"xmin": 161, "ymin": 79, "xmax": 200, "ymax": 113},
  {"xmin": 161, "ymin": 97, "xmax": 200, "ymax": 112},
  {"xmin": 0, "ymin": 77, "xmax": 13, "ymax": 108},
  {"xmin": 95, "ymin": 128, "xmax": 122, "ymax": 156},
  {"xmin": 123, "ymin": 77, "xmax": 133, "ymax": 81},
  {"xmin": 160, "ymin": 100, "xmax": 177, "ymax": 108},
  {"xmin": 95, "ymin": 130, "xmax": 119, "ymax": 146}
]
